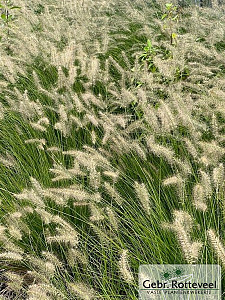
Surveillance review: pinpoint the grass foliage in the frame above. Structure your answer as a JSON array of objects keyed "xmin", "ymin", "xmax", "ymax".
[{"xmin": 0, "ymin": 0, "xmax": 224, "ymax": 298}]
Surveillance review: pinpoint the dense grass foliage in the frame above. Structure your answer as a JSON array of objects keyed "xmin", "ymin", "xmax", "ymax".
[{"xmin": 0, "ymin": 0, "xmax": 224, "ymax": 299}]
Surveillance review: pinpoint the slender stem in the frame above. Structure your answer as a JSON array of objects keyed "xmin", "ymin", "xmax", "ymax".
[{"xmin": 6, "ymin": 9, "xmax": 9, "ymax": 37}]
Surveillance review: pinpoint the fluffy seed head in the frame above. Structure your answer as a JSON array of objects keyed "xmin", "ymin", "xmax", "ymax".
[
  {"xmin": 207, "ymin": 229, "xmax": 225, "ymax": 266},
  {"xmin": 134, "ymin": 182, "xmax": 151, "ymax": 215},
  {"xmin": 69, "ymin": 282, "xmax": 98, "ymax": 300},
  {"xmin": 119, "ymin": 249, "xmax": 134, "ymax": 284}
]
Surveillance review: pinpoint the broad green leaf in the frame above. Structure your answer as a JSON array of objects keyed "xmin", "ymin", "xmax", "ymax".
[
  {"xmin": 165, "ymin": 3, "xmax": 173, "ymax": 9},
  {"xmin": 172, "ymin": 32, "xmax": 177, "ymax": 39},
  {"xmin": 147, "ymin": 39, "xmax": 152, "ymax": 49},
  {"xmin": 10, "ymin": 6, "xmax": 21, "ymax": 9},
  {"xmin": 1, "ymin": 13, "xmax": 6, "ymax": 20},
  {"xmin": 161, "ymin": 13, "xmax": 167, "ymax": 20}
]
